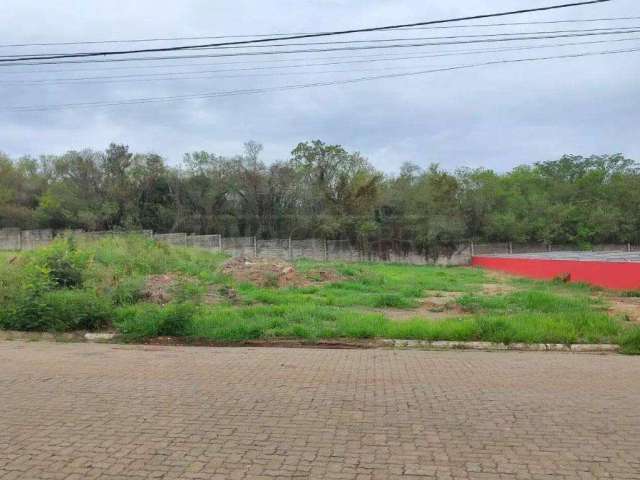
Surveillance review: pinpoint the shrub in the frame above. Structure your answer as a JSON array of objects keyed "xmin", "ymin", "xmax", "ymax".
[
  {"xmin": 0, "ymin": 262, "xmax": 53, "ymax": 331},
  {"xmin": 0, "ymin": 289, "xmax": 111, "ymax": 332},
  {"xmin": 39, "ymin": 290, "xmax": 112, "ymax": 331},
  {"xmin": 110, "ymin": 276, "xmax": 146, "ymax": 305},
  {"xmin": 31, "ymin": 237, "xmax": 90, "ymax": 288}
]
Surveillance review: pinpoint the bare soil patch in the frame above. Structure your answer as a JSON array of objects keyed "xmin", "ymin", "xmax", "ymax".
[
  {"xmin": 481, "ymin": 271, "xmax": 521, "ymax": 295},
  {"xmin": 221, "ymin": 256, "xmax": 341, "ymax": 287},
  {"xmin": 142, "ymin": 273, "xmax": 181, "ymax": 304},
  {"xmin": 482, "ymin": 283, "xmax": 518, "ymax": 295},
  {"xmin": 607, "ymin": 297, "xmax": 640, "ymax": 324},
  {"xmin": 204, "ymin": 285, "xmax": 239, "ymax": 305},
  {"xmin": 375, "ymin": 291, "xmax": 468, "ymax": 321}
]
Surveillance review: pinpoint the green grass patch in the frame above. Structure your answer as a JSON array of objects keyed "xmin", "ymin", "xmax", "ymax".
[
  {"xmin": 619, "ymin": 328, "xmax": 640, "ymax": 354},
  {"xmin": 458, "ymin": 289, "xmax": 600, "ymax": 315},
  {"xmin": 115, "ymin": 303, "xmax": 197, "ymax": 340},
  {"xmin": 114, "ymin": 301, "xmax": 629, "ymax": 347},
  {"xmin": 2, "ymin": 236, "xmax": 639, "ymax": 353},
  {"xmin": 189, "ymin": 304, "xmax": 388, "ymax": 342},
  {"xmin": 386, "ymin": 311, "xmax": 622, "ymax": 345}
]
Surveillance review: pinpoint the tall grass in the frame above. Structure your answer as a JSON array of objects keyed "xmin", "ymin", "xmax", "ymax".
[
  {"xmin": 112, "ymin": 301, "xmax": 628, "ymax": 346},
  {"xmin": 0, "ymin": 235, "xmax": 225, "ymax": 332},
  {"xmin": 1, "ymin": 236, "xmax": 639, "ymax": 351}
]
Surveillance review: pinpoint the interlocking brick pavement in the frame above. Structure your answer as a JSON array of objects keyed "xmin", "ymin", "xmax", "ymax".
[{"xmin": 1, "ymin": 341, "xmax": 639, "ymax": 479}]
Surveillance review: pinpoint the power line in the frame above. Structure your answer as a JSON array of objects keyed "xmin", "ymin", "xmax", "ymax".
[
  {"xmin": 0, "ymin": 0, "xmax": 612, "ymax": 63},
  {"xmin": 4, "ymin": 28, "xmax": 635, "ymax": 67},
  {"xmin": 165, "ymin": 27, "xmax": 640, "ymax": 51},
  {"xmin": 0, "ymin": 49, "xmax": 524, "ymax": 74},
  {"xmin": 3, "ymin": 65, "xmax": 441, "ymax": 86},
  {"xmin": 3, "ymin": 36, "xmax": 639, "ymax": 86},
  {"xmin": 2, "ymin": 38, "xmax": 630, "ymax": 77},
  {"xmin": 2, "ymin": 15, "xmax": 638, "ymax": 49},
  {"xmin": 2, "ymin": 25, "xmax": 636, "ymax": 58},
  {"xmin": 4, "ymin": 46, "xmax": 636, "ymax": 113},
  {"xmin": 4, "ymin": 32, "xmax": 637, "ymax": 75}
]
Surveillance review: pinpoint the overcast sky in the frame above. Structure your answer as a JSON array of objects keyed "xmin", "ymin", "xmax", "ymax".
[{"xmin": 1, "ymin": 0, "xmax": 638, "ymax": 172}]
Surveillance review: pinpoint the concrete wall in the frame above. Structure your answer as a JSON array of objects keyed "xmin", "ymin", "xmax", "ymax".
[
  {"xmin": 0, "ymin": 228, "xmax": 21, "ymax": 250},
  {"xmin": 19, "ymin": 229, "xmax": 53, "ymax": 250},
  {"xmin": 5, "ymin": 228, "xmax": 633, "ymax": 266},
  {"xmin": 187, "ymin": 234, "xmax": 221, "ymax": 250},
  {"xmin": 155, "ymin": 234, "xmax": 471, "ymax": 265},
  {"xmin": 222, "ymin": 236, "xmax": 255, "ymax": 257},
  {"xmin": 0, "ymin": 228, "xmax": 153, "ymax": 250}
]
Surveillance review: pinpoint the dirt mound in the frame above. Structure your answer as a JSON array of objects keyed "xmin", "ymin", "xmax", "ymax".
[
  {"xmin": 142, "ymin": 274, "xmax": 180, "ymax": 304},
  {"xmin": 221, "ymin": 257, "xmax": 341, "ymax": 288},
  {"xmin": 221, "ymin": 257, "xmax": 298, "ymax": 287}
]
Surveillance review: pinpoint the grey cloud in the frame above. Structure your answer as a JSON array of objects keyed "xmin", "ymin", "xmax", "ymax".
[{"xmin": 1, "ymin": 0, "xmax": 638, "ymax": 172}]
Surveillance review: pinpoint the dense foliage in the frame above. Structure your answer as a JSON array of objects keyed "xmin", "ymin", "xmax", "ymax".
[{"xmin": 1, "ymin": 141, "xmax": 638, "ymax": 248}]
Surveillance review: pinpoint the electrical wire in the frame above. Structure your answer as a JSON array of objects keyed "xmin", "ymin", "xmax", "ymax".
[
  {"xmin": 2, "ymin": 35, "xmax": 638, "ymax": 86},
  {"xmin": 2, "ymin": 25, "xmax": 636, "ymax": 58},
  {"xmin": 4, "ymin": 28, "xmax": 636, "ymax": 67},
  {"xmin": 2, "ymin": 15, "xmax": 639, "ymax": 49},
  {"xmin": 0, "ymin": 0, "xmax": 612, "ymax": 63},
  {"xmin": 4, "ymin": 32, "xmax": 636, "ymax": 75},
  {"xmin": 4, "ymin": 46, "xmax": 636, "ymax": 113}
]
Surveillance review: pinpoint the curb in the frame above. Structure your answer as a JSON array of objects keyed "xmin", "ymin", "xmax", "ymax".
[
  {"xmin": 84, "ymin": 333, "xmax": 118, "ymax": 342},
  {"xmin": 382, "ymin": 339, "xmax": 620, "ymax": 353},
  {"xmin": 0, "ymin": 331, "xmax": 621, "ymax": 353}
]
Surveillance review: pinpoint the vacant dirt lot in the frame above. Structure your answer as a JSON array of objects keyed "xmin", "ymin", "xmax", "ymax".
[{"xmin": 1, "ymin": 342, "xmax": 639, "ymax": 479}]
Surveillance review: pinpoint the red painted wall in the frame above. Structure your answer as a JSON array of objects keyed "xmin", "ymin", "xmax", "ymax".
[{"xmin": 472, "ymin": 256, "xmax": 640, "ymax": 290}]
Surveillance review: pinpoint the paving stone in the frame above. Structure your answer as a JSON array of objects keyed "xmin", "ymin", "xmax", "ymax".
[{"xmin": 0, "ymin": 341, "xmax": 639, "ymax": 479}]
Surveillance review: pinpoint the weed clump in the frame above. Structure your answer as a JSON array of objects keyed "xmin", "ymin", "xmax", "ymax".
[
  {"xmin": 619, "ymin": 328, "xmax": 640, "ymax": 354},
  {"xmin": 115, "ymin": 303, "xmax": 197, "ymax": 340}
]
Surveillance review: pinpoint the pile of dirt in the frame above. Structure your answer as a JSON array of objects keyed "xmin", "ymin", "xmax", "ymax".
[
  {"xmin": 221, "ymin": 257, "xmax": 297, "ymax": 287},
  {"xmin": 221, "ymin": 256, "xmax": 343, "ymax": 288},
  {"xmin": 142, "ymin": 273, "xmax": 180, "ymax": 304}
]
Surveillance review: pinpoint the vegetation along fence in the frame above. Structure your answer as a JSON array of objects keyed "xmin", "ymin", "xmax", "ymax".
[
  {"xmin": 2, "ymin": 228, "xmax": 638, "ymax": 266},
  {"xmin": 0, "ymin": 228, "xmax": 471, "ymax": 265}
]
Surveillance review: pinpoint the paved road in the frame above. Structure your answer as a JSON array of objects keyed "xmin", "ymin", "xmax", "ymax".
[{"xmin": 1, "ymin": 342, "xmax": 639, "ymax": 480}]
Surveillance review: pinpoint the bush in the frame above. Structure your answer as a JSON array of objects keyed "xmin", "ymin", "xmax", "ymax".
[
  {"xmin": 0, "ymin": 262, "xmax": 53, "ymax": 331},
  {"xmin": 30, "ymin": 237, "xmax": 89, "ymax": 288},
  {"xmin": 40, "ymin": 290, "xmax": 112, "ymax": 331},
  {"xmin": 110, "ymin": 276, "xmax": 146, "ymax": 305},
  {"xmin": 0, "ymin": 289, "xmax": 111, "ymax": 332}
]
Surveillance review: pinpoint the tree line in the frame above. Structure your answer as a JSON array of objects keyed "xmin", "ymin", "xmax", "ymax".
[{"xmin": 1, "ymin": 140, "xmax": 638, "ymax": 252}]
